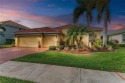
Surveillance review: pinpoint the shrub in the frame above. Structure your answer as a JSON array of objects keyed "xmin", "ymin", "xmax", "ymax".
[
  {"xmin": 49, "ymin": 46, "xmax": 56, "ymax": 50},
  {"xmin": 112, "ymin": 40, "xmax": 119, "ymax": 44},
  {"xmin": 59, "ymin": 40, "xmax": 65, "ymax": 45},
  {"xmin": 58, "ymin": 45, "xmax": 65, "ymax": 50},
  {"xmin": 93, "ymin": 39, "xmax": 102, "ymax": 49},
  {"xmin": 71, "ymin": 44, "xmax": 77, "ymax": 49},
  {"xmin": 6, "ymin": 39, "xmax": 15, "ymax": 44},
  {"xmin": 108, "ymin": 40, "xmax": 118, "ymax": 49},
  {"xmin": 119, "ymin": 44, "xmax": 125, "ymax": 47},
  {"xmin": 107, "ymin": 45, "xmax": 113, "ymax": 51}
]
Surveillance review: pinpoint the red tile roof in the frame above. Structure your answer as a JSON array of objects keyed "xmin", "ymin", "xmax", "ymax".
[
  {"xmin": 14, "ymin": 25, "xmax": 103, "ymax": 35},
  {"xmin": 14, "ymin": 27, "xmax": 63, "ymax": 34},
  {"xmin": 0, "ymin": 20, "xmax": 29, "ymax": 29}
]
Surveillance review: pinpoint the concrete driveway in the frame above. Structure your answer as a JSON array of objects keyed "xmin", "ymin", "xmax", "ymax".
[
  {"xmin": 0, "ymin": 61, "xmax": 124, "ymax": 83},
  {"xmin": 0, "ymin": 47, "xmax": 47, "ymax": 64}
]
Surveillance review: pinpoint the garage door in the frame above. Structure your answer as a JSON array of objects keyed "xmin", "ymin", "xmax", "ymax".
[
  {"xmin": 43, "ymin": 35, "xmax": 57, "ymax": 47},
  {"xmin": 18, "ymin": 36, "xmax": 38, "ymax": 47}
]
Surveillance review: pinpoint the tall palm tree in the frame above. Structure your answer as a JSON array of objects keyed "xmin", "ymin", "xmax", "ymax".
[
  {"xmin": 74, "ymin": 0, "xmax": 111, "ymax": 47},
  {"xmin": 96, "ymin": 0, "xmax": 110, "ymax": 47},
  {"xmin": 74, "ymin": 0, "xmax": 95, "ymax": 26}
]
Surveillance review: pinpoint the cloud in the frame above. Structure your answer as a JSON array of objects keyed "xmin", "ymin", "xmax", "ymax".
[
  {"xmin": 108, "ymin": 20, "xmax": 125, "ymax": 30},
  {"xmin": 0, "ymin": 9, "xmax": 68, "ymax": 28}
]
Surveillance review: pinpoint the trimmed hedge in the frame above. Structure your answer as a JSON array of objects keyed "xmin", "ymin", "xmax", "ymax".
[
  {"xmin": 58, "ymin": 45, "xmax": 65, "ymax": 50},
  {"xmin": 49, "ymin": 46, "xmax": 56, "ymax": 50}
]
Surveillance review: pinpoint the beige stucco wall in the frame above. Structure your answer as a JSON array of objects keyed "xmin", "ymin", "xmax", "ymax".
[
  {"xmin": 109, "ymin": 34, "xmax": 123, "ymax": 44},
  {"xmin": 82, "ymin": 34, "xmax": 89, "ymax": 46},
  {"xmin": 15, "ymin": 36, "xmax": 18, "ymax": 46},
  {"xmin": 94, "ymin": 31, "xmax": 101, "ymax": 39}
]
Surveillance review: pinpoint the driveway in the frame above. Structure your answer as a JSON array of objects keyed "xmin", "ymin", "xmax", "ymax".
[
  {"xmin": 0, "ymin": 47, "xmax": 47, "ymax": 64},
  {"xmin": 0, "ymin": 61, "xmax": 124, "ymax": 83}
]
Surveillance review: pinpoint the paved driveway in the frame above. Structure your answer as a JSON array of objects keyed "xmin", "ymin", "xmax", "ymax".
[
  {"xmin": 0, "ymin": 61, "xmax": 124, "ymax": 83},
  {"xmin": 0, "ymin": 47, "xmax": 47, "ymax": 64}
]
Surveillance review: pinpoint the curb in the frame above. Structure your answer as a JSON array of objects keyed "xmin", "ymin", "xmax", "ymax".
[{"xmin": 115, "ymin": 72, "xmax": 125, "ymax": 80}]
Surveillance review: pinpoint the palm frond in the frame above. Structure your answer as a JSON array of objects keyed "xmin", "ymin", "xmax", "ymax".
[{"xmin": 73, "ymin": 6, "xmax": 85, "ymax": 23}]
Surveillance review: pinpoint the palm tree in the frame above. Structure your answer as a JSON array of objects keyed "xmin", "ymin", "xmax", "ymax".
[
  {"xmin": 96, "ymin": 0, "xmax": 110, "ymax": 47},
  {"xmin": 66, "ymin": 25, "xmax": 92, "ymax": 47},
  {"xmin": 74, "ymin": 0, "xmax": 95, "ymax": 26},
  {"xmin": 74, "ymin": 0, "xmax": 111, "ymax": 47}
]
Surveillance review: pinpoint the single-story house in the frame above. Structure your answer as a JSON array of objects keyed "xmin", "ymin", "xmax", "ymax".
[
  {"xmin": 14, "ymin": 25, "xmax": 103, "ymax": 48},
  {"xmin": 0, "ymin": 20, "xmax": 29, "ymax": 44},
  {"xmin": 108, "ymin": 27, "xmax": 125, "ymax": 44}
]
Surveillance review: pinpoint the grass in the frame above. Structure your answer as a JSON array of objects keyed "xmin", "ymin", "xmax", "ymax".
[
  {"xmin": 13, "ymin": 47, "xmax": 125, "ymax": 72},
  {"xmin": 0, "ymin": 44, "xmax": 13, "ymax": 48},
  {"xmin": 0, "ymin": 76, "xmax": 34, "ymax": 83}
]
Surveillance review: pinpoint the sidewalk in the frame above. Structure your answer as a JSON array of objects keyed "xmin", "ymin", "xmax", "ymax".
[{"xmin": 0, "ymin": 61, "xmax": 124, "ymax": 83}]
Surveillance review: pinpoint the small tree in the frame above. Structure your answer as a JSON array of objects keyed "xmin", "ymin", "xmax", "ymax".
[{"xmin": 66, "ymin": 25, "xmax": 93, "ymax": 48}]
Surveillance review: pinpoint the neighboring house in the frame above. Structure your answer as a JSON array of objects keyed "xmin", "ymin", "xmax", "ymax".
[
  {"xmin": 14, "ymin": 25, "xmax": 102, "ymax": 48},
  {"xmin": 108, "ymin": 27, "xmax": 125, "ymax": 44},
  {"xmin": 0, "ymin": 20, "xmax": 29, "ymax": 44}
]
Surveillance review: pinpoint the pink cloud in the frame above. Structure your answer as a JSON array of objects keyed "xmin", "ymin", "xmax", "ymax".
[
  {"xmin": 108, "ymin": 20, "xmax": 125, "ymax": 30},
  {"xmin": 0, "ymin": 9, "xmax": 68, "ymax": 28}
]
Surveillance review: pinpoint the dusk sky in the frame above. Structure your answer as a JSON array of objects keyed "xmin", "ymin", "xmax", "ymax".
[{"xmin": 0, "ymin": 0, "xmax": 125, "ymax": 30}]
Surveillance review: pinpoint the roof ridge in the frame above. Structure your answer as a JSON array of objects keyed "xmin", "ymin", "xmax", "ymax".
[{"xmin": 0, "ymin": 20, "xmax": 30, "ymax": 29}]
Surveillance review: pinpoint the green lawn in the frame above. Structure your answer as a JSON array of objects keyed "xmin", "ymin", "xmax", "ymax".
[
  {"xmin": 0, "ymin": 76, "xmax": 34, "ymax": 83},
  {"xmin": 13, "ymin": 47, "xmax": 125, "ymax": 72},
  {"xmin": 0, "ymin": 44, "xmax": 13, "ymax": 48}
]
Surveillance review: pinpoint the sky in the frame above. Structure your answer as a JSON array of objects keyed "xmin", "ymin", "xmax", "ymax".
[{"xmin": 0, "ymin": 0, "xmax": 125, "ymax": 30}]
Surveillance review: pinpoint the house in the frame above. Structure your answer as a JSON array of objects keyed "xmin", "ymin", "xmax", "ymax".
[
  {"xmin": 0, "ymin": 20, "xmax": 29, "ymax": 44},
  {"xmin": 14, "ymin": 25, "xmax": 103, "ymax": 48},
  {"xmin": 108, "ymin": 27, "xmax": 125, "ymax": 44}
]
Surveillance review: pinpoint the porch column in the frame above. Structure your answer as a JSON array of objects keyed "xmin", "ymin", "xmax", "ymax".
[{"xmin": 15, "ymin": 36, "xmax": 18, "ymax": 46}]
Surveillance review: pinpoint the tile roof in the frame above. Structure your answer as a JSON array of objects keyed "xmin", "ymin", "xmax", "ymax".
[
  {"xmin": 14, "ymin": 27, "xmax": 63, "ymax": 34},
  {"xmin": 0, "ymin": 20, "xmax": 29, "ymax": 29},
  {"xmin": 14, "ymin": 25, "xmax": 103, "ymax": 35}
]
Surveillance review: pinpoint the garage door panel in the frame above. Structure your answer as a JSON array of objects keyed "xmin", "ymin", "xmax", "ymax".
[
  {"xmin": 43, "ymin": 35, "xmax": 57, "ymax": 47},
  {"xmin": 18, "ymin": 36, "xmax": 38, "ymax": 47}
]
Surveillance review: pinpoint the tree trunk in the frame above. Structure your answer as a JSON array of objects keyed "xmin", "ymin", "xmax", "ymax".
[{"xmin": 103, "ymin": 26, "xmax": 108, "ymax": 47}]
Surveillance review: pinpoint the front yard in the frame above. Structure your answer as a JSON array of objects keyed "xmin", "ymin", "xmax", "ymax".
[
  {"xmin": 0, "ymin": 76, "xmax": 34, "ymax": 83},
  {"xmin": 13, "ymin": 47, "xmax": 125, "ymax": 72}
]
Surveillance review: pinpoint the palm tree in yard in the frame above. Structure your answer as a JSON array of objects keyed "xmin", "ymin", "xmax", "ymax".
[
  {"xmin": 74, "ymin": 0, "xmax": 111, "ymax": 47},
  {"xmin": 66, "ymin": 25, "xmax": 92, "ymax": 47},
  {"xmin": 73, "ymin": 0, "xmax": 95, "ymax": 26},
  {"xmin": 96, "ymin": 0, "xmax": 110, "ymax": 47}
]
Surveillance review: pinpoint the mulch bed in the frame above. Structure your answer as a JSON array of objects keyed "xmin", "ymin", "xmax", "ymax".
[{"xmin": 47, "ymin": 49, "xmax": 115, "ymax": 55}]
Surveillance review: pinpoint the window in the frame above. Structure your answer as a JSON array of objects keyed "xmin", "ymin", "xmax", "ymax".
[{"xmin": 123, "ymin": 34, "xmax": 125, "ymax": 42}]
